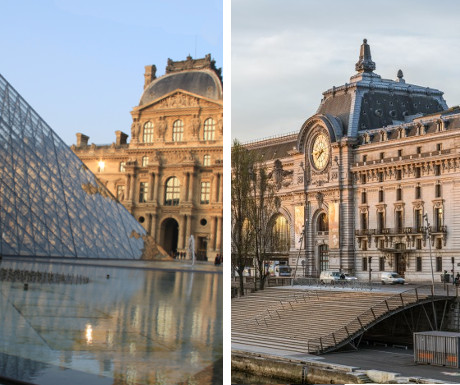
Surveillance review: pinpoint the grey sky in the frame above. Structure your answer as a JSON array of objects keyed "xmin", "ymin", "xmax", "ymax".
[{"xmin": 232, "ymin": 0, "xmax": 460, "ymax": 142}]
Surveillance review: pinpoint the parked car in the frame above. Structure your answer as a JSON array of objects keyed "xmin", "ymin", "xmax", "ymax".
[
  {"xmin": 319, "ymin": 271, "xmax": 341, "ymax": 284},
  {"xmin": 344, "ymin": 274, "xmax": 358, "ymax": 281},
  {"xmin": 381, "ymin": 272, "xmax": 405, "ymax": 285}
]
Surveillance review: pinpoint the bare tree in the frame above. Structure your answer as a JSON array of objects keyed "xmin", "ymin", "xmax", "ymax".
[
  {"xmin": 247, "ymin": 163, "xmax": 281, "ymax": 290},
  {"xmin": 231, "ymin": 140, "xmax": 255, "ymax": 295}
]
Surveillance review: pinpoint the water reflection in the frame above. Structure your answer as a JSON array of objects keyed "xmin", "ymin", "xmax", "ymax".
[{"xmin": 0, "ymin": 260, "xmax": 222, "ymax": 384}]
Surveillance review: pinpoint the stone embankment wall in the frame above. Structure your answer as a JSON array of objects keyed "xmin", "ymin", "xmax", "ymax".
[{"xmin": 232, "ymin": 351, "xmax": 447, "ymax": 384}]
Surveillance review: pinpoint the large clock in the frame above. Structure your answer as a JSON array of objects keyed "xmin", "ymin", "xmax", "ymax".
[{"xmin": 310, "ymin": 132, "xmax": 330, "ymax": 171}]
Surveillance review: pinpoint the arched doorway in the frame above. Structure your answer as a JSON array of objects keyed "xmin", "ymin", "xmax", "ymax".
[{"xmin": 161, "ymin": 218, "xmax": 179, "ymax": 257}]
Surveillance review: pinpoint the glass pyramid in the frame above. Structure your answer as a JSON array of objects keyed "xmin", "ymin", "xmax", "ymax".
[{"xmin": 0, "ymin": 74, "xmax": 146, "ymax": 259}]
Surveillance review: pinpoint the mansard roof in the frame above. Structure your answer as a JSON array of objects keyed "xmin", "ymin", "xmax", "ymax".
[
  {"xmin": 314, "ymin": 39, "xmax": 448, "ymax": 139},
  {"xmin": 140, "ymin": 54, "xmax": 223, "ymax": 106}
]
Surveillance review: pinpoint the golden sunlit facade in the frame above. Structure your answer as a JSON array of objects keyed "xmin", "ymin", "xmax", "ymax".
[{"xmin": 72, "ymin": 55, "xmax": 223, "ymax": 261}]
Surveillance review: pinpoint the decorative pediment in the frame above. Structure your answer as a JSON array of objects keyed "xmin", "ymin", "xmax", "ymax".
[{"xmin": 135, "ymin": 90, "xmax": 222, "ymax": 112}]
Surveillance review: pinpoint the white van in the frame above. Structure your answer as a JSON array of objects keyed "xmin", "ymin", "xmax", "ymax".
[
  {"xmin": 319, "ymin": 271, "xmax": 342, "ymax": 284},
  {"xmin": 380, "ymin": 272, "xmax": 405, "ymax": 285}
]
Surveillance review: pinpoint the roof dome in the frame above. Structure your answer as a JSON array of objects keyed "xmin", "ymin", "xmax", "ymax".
[{"xmin": 139, "ymin": 55, "xmax": 222, "ymax": 106}]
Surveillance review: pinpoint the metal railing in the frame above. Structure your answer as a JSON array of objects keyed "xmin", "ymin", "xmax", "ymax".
[{"xmin": 305, "ymin": 285, "xmax": 451, "ymax": 354}]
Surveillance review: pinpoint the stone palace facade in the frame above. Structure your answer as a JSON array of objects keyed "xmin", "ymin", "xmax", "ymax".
[
  {"xmin": 72, "ymin": 55, "xmax": 223, "ymax": 261},
  {"xmin": 247, "ymin": 40, "xmax": 460, "ymax": 282}
]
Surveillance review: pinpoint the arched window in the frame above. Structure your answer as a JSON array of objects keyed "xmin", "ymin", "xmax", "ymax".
[
  {"xmin": 271, "ymin": 215, "xmax": 290, "ymax": 252},
  {"xmin": 203, "ymin": 118, "xmax": 215, "ymax": 140},
  {"xmin": 203, "ymin": 154, "xmax": 211, "ymax": 166},
  {"xmin": 142, "ymin": 156, "xmax": 149, "ymax": 167},
  {"xmin": 317, "ymin": 212, "xmax": 329, "ymax": 232},
  {"xmin": 143, "ymin": 121, "xmax": 154, "ymax": 143},
  {"xmin": 172, "ymin": 120, "xmax": 183, "ymax": 142},
  {"xmin": 164, "ymin": 177, "xmax": 180, "ymax": 206}
]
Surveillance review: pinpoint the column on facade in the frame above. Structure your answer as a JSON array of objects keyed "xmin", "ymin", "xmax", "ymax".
[
  {"xmin": 185, "ymin": 215, "xmax": 193, "ymax": 258},
  {"xmin": 211, "ymin": 174, "xmax": 218, "ymax": 203},
  {"xmin": 210, "ymin": 216, "xmax": 216, "ymax": 251},
  {"xmin": 151, "ymin": 214, "xmax": 158, "ymax": 242},
  {"xmin": 149, "ymin": 172, "xmax": 155, "ymax": 201},
  {"xmin": 126, "ymin": 174, "xmax": 131, "ymax": 201},
  {"xmin": 178, "ymin": 215, "xmax": 187, "ymax": 250},
  {"xmin": 188, "ymin": 172, "xmax": 194, "ymax": 202},
  {"xmin": 216, "ymin": 216, "xmax": 222, "ymax": 253},
  {"xmin": 129, "ymin": 173, "xmax": 136, "ymax": 201},
  {"xmin": 184, "ymin": 172, "xmax": 190, "ymax": 201},
  {"xmin": 218, "ymin": 172, "xmax": 223, "ymax": 202}
]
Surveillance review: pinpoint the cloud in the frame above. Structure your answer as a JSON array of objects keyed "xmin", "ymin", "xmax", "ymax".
[{"xmin": 232, "ymin": 0, "xmax": 460, "ymax": 142}]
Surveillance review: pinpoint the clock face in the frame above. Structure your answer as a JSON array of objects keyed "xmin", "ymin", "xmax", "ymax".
[{"xmin": 311, "ymin": 133, "xmax": 330, "ymax": 171}]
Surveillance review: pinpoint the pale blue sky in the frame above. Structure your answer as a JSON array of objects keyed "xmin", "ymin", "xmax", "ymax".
[
  {"xmin": 0, "ymin": 0, "xmax": 223, "ymax": 145},
  {"xmin": 232, "ymin": 0, "xmax": 460, "ymax": 142}
]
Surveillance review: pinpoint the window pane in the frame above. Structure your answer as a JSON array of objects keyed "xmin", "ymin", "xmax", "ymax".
[
  {"xmin": 200, "ymin": 181, "xmax": 210, "ymax": 204},
  {"xmin": 143, "ymin": 121, "xmax": 154, "ymax": 143},
  {"xmin": 139, "ymin": 182, "xmax": 148, "ymax": 203},
  {"xmin": 203, "ymin": 118, "xmax": 215, "ymax": 140},
  {"xmin": 172, "ymin": 120, "xmax": 183, "ymax": 142},
  {"xmin": 165, "ymin": 177, "xmax": 180, "ymax": 205}
]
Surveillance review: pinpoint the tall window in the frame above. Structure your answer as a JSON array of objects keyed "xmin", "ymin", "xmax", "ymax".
[
  {"xmin": 377, "ymin": 211, "xmax": 385, "ymax": 232},
  {"xmin": 436, "ymin": 257, "xmax": 442, "ymax": 272},
  {"xmin": 142, "ymin": 156, "xmax": 149, "ymax": 167},
  {"xmin": 203, "ymin": 154, "xmax": 211, "ymax": 166},
  {"xmin": 317, "ymin": 212, "xmax": 329, "ymax": 232},
  {"xmin": 117, "ymin": 185, "xmax": 125, "ymax": 201},
  {"xmin": 139, "ymin": 182, "xmax": 148, "ymax": 203},
  {"xmin": 396, "ymin": 169, "xmax": 402, "ymax": 180},
  {"xmin": 172, "ymin": 120, "xmax": 184, "ymax": 142},
  {"xmin": 396, "ymin": 187, "xmax": 402, "ymax": 201},
  {"xmin": 203, "ymin": 118, "xmax": 215, "ymax": 141},
  {"xmin": 415, "ymin": 185, "xmax": 421, "ymax": 199},
  {"xmin": 200, "ymin": 181, "xmax": 211, "ymax": 204},
  {"xmin": 379, "ymin": 257, "xmax": 385, "ymax": 271},
  {"xmin": 360, "ymin": 212, "xmax": 368, "ymax": 230},
  {"xmin": 396, "ymin": 211, "xmax": 403, "ymax": 232},
  {"xmin": 379, "ymin": 188, "xmax": 384, "ymax": 202},
  {"xmin": 272, "ymin": 215, "xmax": 290, "ymax": 252},
  {"xmin": 435, "ymin": 207, "xmax": 443, "ymax": 231},
  {"xmin": 415, "ymin": 167, "xmax": 421, "ymax": 178},
  {"xmin": 319, "ymin": 245, "xmax": 329, "ymax": 272},
  {"xmin": 165, "ymin": 177, "xmax": 180, "ymax": 206},
  {"xmin": 119, "ymin": 161, "xmax": 126, "ymax": 172},
  {"xmin": 415, "ymin": 209, "xmax": 423, "ymax": 231},
  {"xmin": 143, "ymin": 121, "xmax": 154, "ymax": 143},
  {"xmin": 362, "ymin": 257, "xmax": 368, "ymax": 271},
  {"xmin": 416, "ymin": 257, "xmax": 422, "ymax": 271},
  {"xmin": 378, "ymin": 172, "xmax": 384, "ymax": 182},
  {"xmin": 435, "ymin": 183, "xmax": 442, "ymax": 198},
  {"xmin": 361, "ymin": 191, "xmax": 367, "ymax": 204}
]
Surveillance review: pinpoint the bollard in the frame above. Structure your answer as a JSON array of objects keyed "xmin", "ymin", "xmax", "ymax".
[
  {"xmin": 106, "ymin": 274, "xmax": 110, "ymax": 279},
  {"xmin": 24, "ymin": 283, "xmax": 28, "ymax": 290}
]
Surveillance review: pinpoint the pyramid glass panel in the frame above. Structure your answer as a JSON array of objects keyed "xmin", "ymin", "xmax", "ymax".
[{"xmin": 0, "ymin": 74, "xmax": 146, "ymax": 259}]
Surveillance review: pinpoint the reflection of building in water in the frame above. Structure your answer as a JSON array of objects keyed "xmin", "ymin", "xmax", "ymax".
[
  {"xmin": 0, "ymin": 75, "xmax": 146, "ymax": 259},
  {"xmin": 244, "ymin": 39, "xmax": 460, "ymax": 282},
  {"xmin": 72, "ymin": 55, "xmax": 223, "ymax": 262},
  {"xmin": 0, "ymin": 263, "xmax": 222, "ymax": 384}
]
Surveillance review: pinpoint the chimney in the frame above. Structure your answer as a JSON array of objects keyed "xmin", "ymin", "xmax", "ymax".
[
  {"xmin": 76, "ymin": 133, "xmax": 89, "ymax": 147},
  {"xmin": 115, "ymin": 130, "xmax": 128, "ymax": 145},
  {"xmin": 144, "ymin": 65, "xmax": 157, "ymax": 89}
]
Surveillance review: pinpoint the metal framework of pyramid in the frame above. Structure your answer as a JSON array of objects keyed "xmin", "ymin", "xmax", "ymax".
[{"xmin": 0, "ymin": 74, "xmax": 146, "ymax": 259}]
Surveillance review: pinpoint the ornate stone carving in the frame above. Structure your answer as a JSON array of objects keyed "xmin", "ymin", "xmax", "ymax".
[
  {"xmin": 157, "ymin": 93, "xmax": 199, "ymax": 109},
  {"xmin": 268, "ymin": 159, "xmax": 293, "ymax": 190},
  {"xmin": 192, "ymin": 114, "xmax": 201, "ymax": 137},
  {"xmin": 158, "ymin": 117, "xmax": 167, "ymax": 139}
]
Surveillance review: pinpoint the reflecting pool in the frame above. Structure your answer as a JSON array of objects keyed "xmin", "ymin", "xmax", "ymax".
[{"xmin": 0, "ymin": 258, "xmax": 222, "ymax": 384}]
